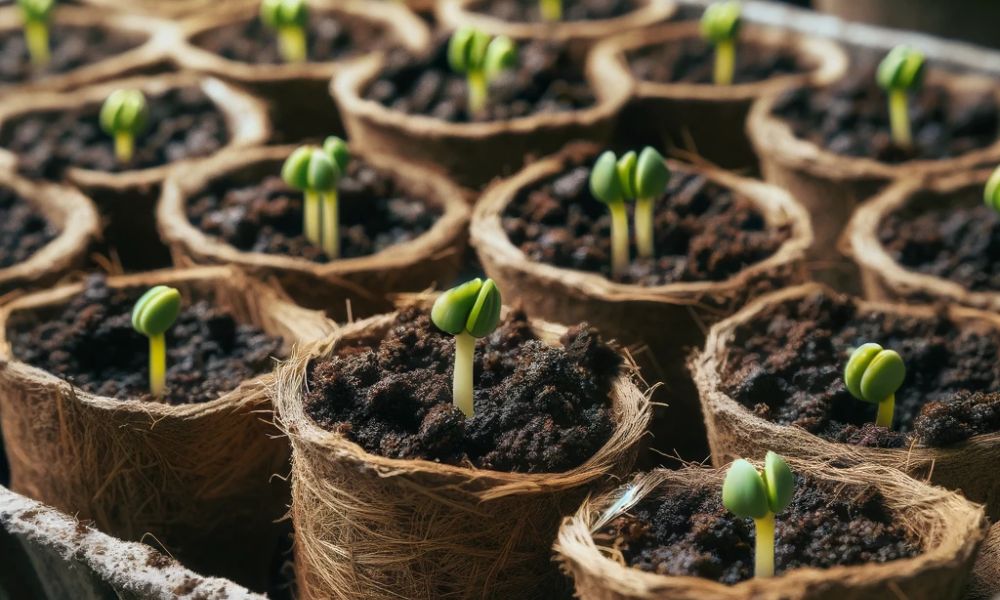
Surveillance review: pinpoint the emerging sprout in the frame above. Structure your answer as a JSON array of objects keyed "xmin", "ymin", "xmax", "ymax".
[
  {"xmin": 132, "ymin": 285, "xmax": 181, "ymax": 398},
  {"xmin": 877, "ymin": 45, "xmax": 926, "ymax": 149},
  {"xmin": 99, "ymin": 89, "xmax": 149, "ymax": 164},
  {"xmin": 17, "ymin": 0, "xmax": 53, "ymax": 67},
  {"xmin": 984, "ymin": 164, "xmax": 1000, "ymax": 214},
  {"xmin": 281, "ymin": 138, "xmax": 351, "ymax": 258},
  {"xmin": 844, "ymin": 342, "xmax": 906, "ymax": 428},
  {"xmin": 431, "ymin": 278, "xmax": 502, "ymax": 417},
  {"xmin": 540, "ymin": 0, "xmax": 561, "ymax": 21},
  {"xmin": 631, "ymin": 147, "xmax": 670, "ymax": 259},
  {"xmin": 448, "ymin": 27, "xmax": 518, "ymax": 116},
  {"xmin": 700, "ymin": 1, "xmax": 742, "ymax": 86},
  {"xmin": 722, "ymin": 451, "xmax": 795, "ymax": 578},
  {"xmin": 260, "ymin": 0, "xmax": 308, "ymax": 63},
  {"xmin": 590, "ymin": 150, "xmax": 630, "ymax": 279}
]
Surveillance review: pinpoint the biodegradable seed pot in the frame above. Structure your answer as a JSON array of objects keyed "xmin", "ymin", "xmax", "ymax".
[
  {"xmin": 471, "ymin": 142, "xmax": 812, "ymax": 462},
  {"xmin": 274, "ymin": 299, "xmax": 651, "ymax": 599},
  {"xmin": 77, "ymin": 0, "xmax": 249, "ymax": 19},
  {"xmin": 555, "ymin": 460, "xmax": 987, "ymax": 600},
  {"xmin": 0, "ymin": 72, "xmax": 269, "ymax": 271},
  {"xmin": 175, "ymin": 0, "xmax": 431, "ymax": 143},
  {"xmin": 0, "ymin": 266, "xmax": 334, "ymax": 591}
]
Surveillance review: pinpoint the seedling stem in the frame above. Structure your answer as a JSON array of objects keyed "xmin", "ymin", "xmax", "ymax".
[
  {"xmin": 453, "ymin": 330, "xmax": 476, "ymax": 417},
  {"xmin": 149, "ymin": 333, "xmax": 166, "ymax": 397},
  {"xmin": 304, "ymin": 190, "xmax": 321, "ymax": 245},
  {"xmin": 322, "ymin": 191, "xmax": 339, "ymax": 258},
  {"xmin": 540, "ymin": 0, "xmax": 561, "ymax": 21},
  {"xmin": 25, "ymin": 19, "xmax": 49, "ymax": 66},
  {"xmin": 278, "ymin": 25, "xmax": 307, "ymax": 63},
  {"xmin": 714, "ymin": 39, "xmax": 735, "ymax": 86},
  {"xmin": 610, "ymin": 203, "xmax": 630, "ymax": 278},
  {"xmin": 888, "ymin": 89, "xmax": 911, "ymax": 149},
  {"xmin": 754, "ymin": 512, "xmax": 776, "ymax": 577}
]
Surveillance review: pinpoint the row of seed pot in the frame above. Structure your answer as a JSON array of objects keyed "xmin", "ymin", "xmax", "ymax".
[
  {"xmin": 0, "ymin": 265, "xmax": 334, "ymax": 591},
  {"xmin": 273, "ymin": 280, "xmax": 651, "ymax": 599}
]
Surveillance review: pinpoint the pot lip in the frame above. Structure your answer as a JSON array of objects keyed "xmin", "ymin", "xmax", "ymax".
[
  {"xmin": 0, "ymin": 72, "xmax": 271, "ymax": 191},
  {"xmin": 173, "ymin": 0, "xmax": 431, "ymax": 84},
  {"xmin": 469, "ymin": 141, "xmax": 813, "ymax": 305},
  {"xmin": 157, "ymin": 144, "xmax": 471, "ymax": 284},
  {"xmin": 844, "ymin": 167, "xmax": 1000, "ymax": 311},
  {"xmin": 746, "ymin": 68, "xmax": 1000, "ymax": 181},
  {"xmin": 590, "ymin": 20, "xmax": 849, "ymax": 102},
  {"xmin": 435, "ymin": 0, "xmax": 677, "ymax": 43},
  {"xmin": 77, "ymin": 0, "xmax": 245, "ymax": 19}
]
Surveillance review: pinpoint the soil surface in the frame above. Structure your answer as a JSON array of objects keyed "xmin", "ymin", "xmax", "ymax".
[
  {"xmin": 628, "ymin": 37, "xmax": 803, "ymax": 85},
  {"xmin": 2, "ymin": 87, "xmax": 229, "ymax": 181},
  {"xmin": 0, "ymin": 25, "xmax": 143, "ymax": 88},
  {"xmin": 599, "ymin": 475, "xmax": 918, "ymax": 584},
  {"xmin": 186, "ymin": 160, "xmax": 440, "ymax": 262},
  {"xmin": 364, "ymin": 37, "xmax": 594, "ymax": 123},
  {"xmin": 721, "ymin": 290, "xmax": 1000, "ymax": 448},
  {"xmin": 469, "ymin": 0, "xmax": 640, "ymax": 22},
  {"xmin": 304, "ymin": 308, "xmax": 621, "ymax": 472},
  {"xmin": 772, "ymin": 62, "xmax": 999, "ymax": 163},
  {"xmin": 8, "ymin": 275, "xmax": 283, "ymax": 405},
  {"xmin": 502, "ymin": 152, "xmax": 790, "ymax": 285},
  {"xmin": 0, "ymin": 186, "xmax": 56, "ymax": 269}
]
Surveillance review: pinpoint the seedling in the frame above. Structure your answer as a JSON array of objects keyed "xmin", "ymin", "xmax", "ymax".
[
  {"xmin": 722, "ymin": 451, "xmax": 795, "ymax": 578},
  {"xmin": 631, "ymin": 147, "xmax": 670, "ymax": 259},
  {"xmin": 844, "ymin": 342, "xmax": 906, "ymax": 428},
  {"xmin": 700, "ymin": 1, "xmax": 741, "ymax": 86},
  {"xmin": 260, "ymin": 0, "xmax": 308, "ymax": 63},
  {"xmin": 984, "ymin": 164, "xmax": 1000, "ymax": 213},
  {"xmin": 99, "ymin": 89, "xmax": 149, "ymax": 164},
  {"xmin": 877, "ymin": 45, "xmax": 925, "ymax": 149},
  {"xmin": 447, "ymin": 27, "xmax": 517, "ymax": 116},
  {"xmin": 431, "ymin": 278, "xmax": 502, "ymax": 417},
  {"xmin": 281, "ymin": 138, "xmax": 350, "ymax": 257},
  {"xmin": 540, "ymin": 0, "xmax": 561, "ymax": 21},
  {"xmin": 590, "ymin": 151, "xmax": 630, "ymax": 278},
  {"xmin": 17, "ymin": 0, "xmax": 53, "ymax": 67},
  {"xmin": 132, "ymin": 285, "xmax": 181, "ymax": 398}
]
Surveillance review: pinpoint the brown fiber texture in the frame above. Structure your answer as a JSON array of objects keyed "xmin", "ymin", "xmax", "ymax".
[
  {"xmin": 274, "ymin": 306, "xmax": 652, "ymax": 600},
  {"xmin": 968, "ymin": 522, "xmax": 1000, "ymax": 600},
  {"xmin": 692, "ymin": 282, "xmax": 1000, "ymax": 520},
  {"xmin": 555, "ymin": 459, "xmax": 988, "ymax": 600},
  {"xmin": 0, "ymin": 266, "xmax": 334, "ymax": 591},
  {"xmin": 470, "ymin": 142, "xmax": 811, "ymax": 463},
  {"xmin": 78, "ymin": 0, "xmax": 250, "ymax": 19}
]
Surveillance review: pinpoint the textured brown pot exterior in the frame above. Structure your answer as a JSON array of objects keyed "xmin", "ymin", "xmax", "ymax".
[
  {"xmin": 158, "ymin": 145, "xmax": 470, "ymax": 321},
  {"xmin": 78, "ymin": 0, "xmax": 249, "ymax": 19},
  {"xmin": 556, "ymin": 462, "xmax": 987, "ymax": 600},
  {"xmin": 274, "ymin": 309, "xmax": 651, "ymax": 600},
  {"xmin": 0, "ymin": 267, "xmax": 334, "ymax": 591},
  {"xmin": 693, "ymin": 282, "xmax": 1000, "ymax": 519},
  {"xmin": 969, "ymin": 522, "xmax": 1000, "ymax": 600},
  {"xmin": 594, "ymin": 21, "xmax": 848, "ymax": 170},
  {"xmin": 470, "ymin": 143, "xmax": 812, "ymax": 464}
]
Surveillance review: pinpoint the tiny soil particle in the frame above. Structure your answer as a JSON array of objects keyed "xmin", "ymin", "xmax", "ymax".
[
  {"xmin": 772, "ymin": 60, "xmax": 999, "ymax": 163},
  {"xmin": 364, "ymin": 37, "xmax": 595, "ymax": 123},
  {"xmin": 627, "ymin": 37, "xmax": 804, "ymax": 85},
  {"xmin": 721, "ymin": 291, "xmax": 1000, "ymax": 448},
  {"xmin": 501, "ymin": 151, "xmax": 790, "ymax": 285},
  {"xmin": 185, "ymin": 160, "xmax": 439, "ymax": 263},
  {"xmin": 598, "ymin": 476, "xmax": 918, "ymax": 584},
  {"xmin": 0, "ymin": 25, "xmax": 143, "ymax": 89},
  {"xmin": 303, "ymin": 308, "xmax": 622, "ymax": 473},
  {"xmin": 173, "ymin": 577, "xmax": 200, "ymax": 596},
  {"xmin": 469, "ymin": 0, "xmax": 640, "ymax": 22},
  {"xmin": 1, "ymin": 87, "xmax": 229, "ymax": 181},
  {"xmin": 0, "ymin": 186, "xmax": 56, "ymax": 270},
  {"xmin": 9, "ymin": 275, "xmax": 284, "ymax": 405}
]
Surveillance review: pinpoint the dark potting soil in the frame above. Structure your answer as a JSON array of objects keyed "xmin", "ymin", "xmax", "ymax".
[
  {"xmin": 772, "ymin": 62, "xmax": 999, "ymax": 163},
  {"xmin": 502, "ymin": 152, "xmax": 790, "ymax": 285},
  {"xmin": 185, "ymin": 160, "xmax": 440, "ymax": 262},
  {"xmin": 0, "ymin": 186, "xmax": 56, "ymax": 269},
  {"xmin": 304, "ymin": 308, "xmax": 621, "ymax": 473},
  {"xmin": 721, "ymin": 291, "xmax": 1000, "ymax": 448},
  {"xmin": 468, "ymin": 0, "xmax": 640, "ymax": 22},
  {"xmin": 8, "ymin": 275, "xmax": 283, "ymax": 405},
  {"xmin": 0, "ymin": 24, "xmax": 143, "ymax": 88},
  {"xmin": 2, "ymin": 87, "xmax": 229, "ymax": 181},
  {"xmin": 364, "ymin": 38, "xmax": 595, "ymax": 123},
  {"xmin": 627, "ymin": 37, "xmax": 803, "ymax": 85},
  {"xmin": 599, "ymin": 475, "xmax": 917, "ymax": 584}
]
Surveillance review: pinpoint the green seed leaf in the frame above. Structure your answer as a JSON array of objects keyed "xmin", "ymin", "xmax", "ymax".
[
  {"xmin": 466, "ymin": 279, "xmax": 502, "ymax": 338},
  {"xmin": 616, "ymin": 151, "xmax": 637, "ymax": 201},
  {"xmin": 323, "ymin": 136, "xmax": 350, "ymax": 174},
  {"xmin": 985, "ymin": 165, "xmax": 1000, "ymax": 213},
  {"xmin": 483, "ymin": 36, "xmax": 517, "ymax": 79},
  {"xmin": 281, "ymin": 146, "xmax": 313, "ymax": 191},
  {"xmin": 17, "ymin": 0, "xmax": 53, "ymax": 21},
  {"xmin": 763, "ymin": 451, "xmax": 795, "ymax": 515},
  {"xmin": 431, "ymin": 278, "xmax": 483, "ymax": 335},
  {"xmin": 634, "ymin": 147, "xmax": 670, "ymax": 200},
  {"xmin": 722, "ymin": 458, "xmax": 769, "ymax": 519},
  {"xmin": 700, "ymin": 1, "xmax": 741, "ymax": 44},
  {"xmin": 590, "ymin": 151, "xmax": 625, "ymax": 205},
  {"xmin": 261, "ymin": 0, "xmax": 307, "ymax": 28},
  {"xmin": 307, "ymin": 148, "xmax": 338, "ymax": 192},
  {"xmin": 99, "ymin": 89, "xmax": 149, "ymax": 137},
  {"xmin": 844, "ymin": 342, "xmax": 905, "ymax": 404},
  {"xmin": 844, "ymin": 342, "xmax": 881, "ymax": 401},
  {"xmin": 132, "ymin": 286, "xmax": 182, "ymax": 337},
  {"xmin": 877, "ymin": 45, "xmax": 925, "ymax": 91}
]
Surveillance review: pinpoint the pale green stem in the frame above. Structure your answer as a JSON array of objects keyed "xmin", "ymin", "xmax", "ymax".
[
  {"xmin": 467, "ymin": 70, "xmax": 487, "ymax": 116},
  {"xmin": 714, "ymin": 39, "xmax": 735, "ymax": 86},
  {"xmin": 876, "ymin": 393, "xmax": 895, "ymax": 428},
  {"xmin": 24, "ymin": 20, "xmax": 49, "ymax": 67},
  {"xmin": 609, "ymin": 203, "xmax": 630, "ymax": 279},
  {"xmin": 889, "ymin": 88, "xmax": 912, "ymax": 149},
  {"xmin": 753, "ymin": 512, "xmax": 776, "ymax": 578},
  {"xmin": 114, "ymin": 132, "xmax": 134, "ymax": 164},
  {"xmin": 635, "ymin": 196, "xmax": 655, "ymax": 259},
  {"xmin": 277, "ymin": 25, "xmax": 307, "ymax": 63},
  {"xmin": 453, "ymin": 331, "xmax": 475, "ymax": 417},
  {"xmin": 321, "ymin": 190, "xmax": 339, "ymax": 259},
  {"xmin": 540, "ymin": 0, "xmax": 562, "ymax": 21},
  {"xmin": 149, "ymin": 333, "xmax": 166, "ymax": 398},
  {"xmin": 304, "ymin": 190, "xmax": 321, "ymax": 245}
]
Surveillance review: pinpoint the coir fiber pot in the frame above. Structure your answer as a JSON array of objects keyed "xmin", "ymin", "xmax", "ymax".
[
  {"xmin": 593, "ymin": 20, "xmax": 848, "ymax": 170},
  {"xmin": 471, "ymin": 143, "xmax": 812, "ymax": 463},
  {"xmin": 0, "ymin": 266, "xmax": 334, "ymax": 591},
  {"xmin": 174, "ymin": 0, "xmax": 431, "ymax": 143},
  {"xmin": 77, "ymin": 0, "xmax": 249, "ymax": 19},
  {"xmin": 693, "ymin": 282, "xmax": 1000, "ymax": 518},
  {"xmin": 0, "ymin": 72, "xmax": 269, "ymax": 271},
  {"xmin": 158, "ymin": 144, "xmax": 470, "ymax": 322},
  {"xmin": 555, "ymin": 460, "xmax": 987, "ymax": 600},
  {"xmin": 274, "ymin": 308, "xmax": 651, "ymax": 599}
]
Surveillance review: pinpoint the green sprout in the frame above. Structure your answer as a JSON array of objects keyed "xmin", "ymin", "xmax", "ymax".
[
  {"xmin": 590, "ymin": 150, "xmax": 630, "ymax": 279},
  {"xmin": 540, "ymin": 0, "xmax": 561, "ymax": 21},
  {"xmin": 260, "ymin": 0, "xmax": 308, "ymax": 63},
  {"xmin": 447, "ymin": 27, "xmax": 518, "ymax": 116},
  {"xmin": 722, "ymin": 451, "xmax": 795, "ymax": 578},
  {"xmin": 431, "ymin": 278, "xmax": 502, "ymax": 417},
  {"xmin": 844, "ymin": 342, "xmax": 906, "ymax": 429},
  {"xmin": 17, "ymin": 0, "xmax": 53, "ymax": 67},
  {"xmin": 984, "ymin": 164, "xmax": 1000, "ymax": 213},
  {"xmin": 281, "ymin": 138, "xmax": 350, "ymax": 258},
  {"xmin": 132, "ymin": 285, "xmax": 181, "ymax": 398},
  {"xmin": 877, "ymin": 45, "xmax": 926, "ymax": 150},
  {"xmin": 631, "ymin": 147, "xmax": 670, "ymax": 259},
  {"xmin": 700, "ymin": 1, "xmax": 742, "ymax": 86},
  {"xmin": 99, "ymin": 89, "xmax": 149, "ymax": 164}
]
